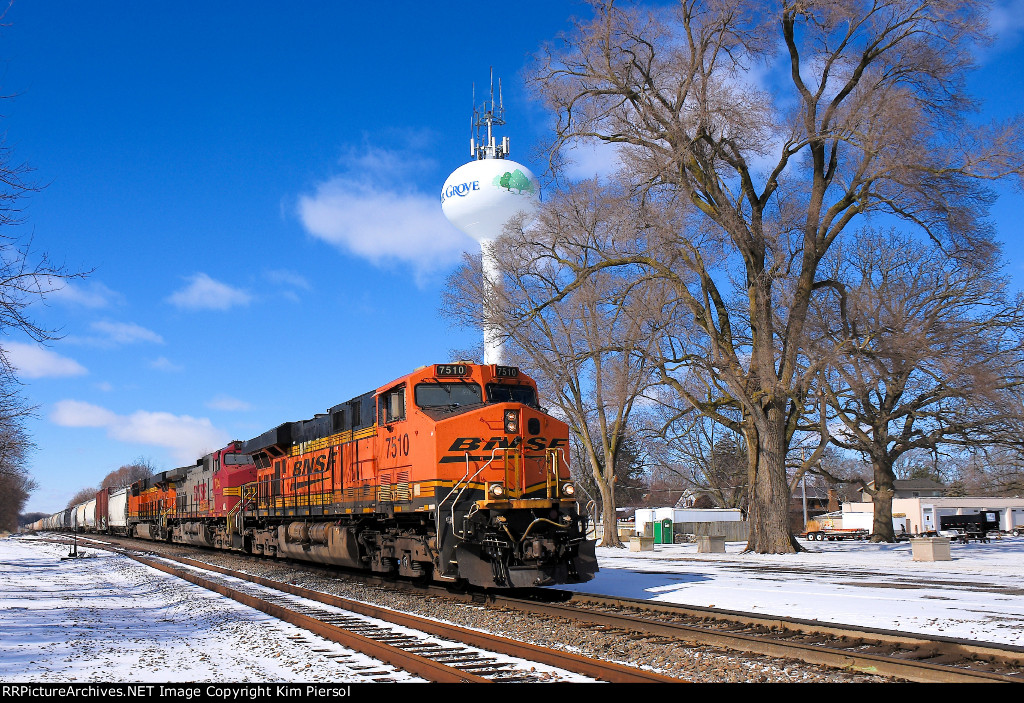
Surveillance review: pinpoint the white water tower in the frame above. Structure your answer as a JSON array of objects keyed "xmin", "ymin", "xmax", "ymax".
[{"xmin": 441, "ymin": 71, "xmax": 540, "ymax": 365}]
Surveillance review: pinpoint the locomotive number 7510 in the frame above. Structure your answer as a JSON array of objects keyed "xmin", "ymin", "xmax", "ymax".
[{"xmin": 385, "ymin": 433, "xmax": 410, "ymax": 459}]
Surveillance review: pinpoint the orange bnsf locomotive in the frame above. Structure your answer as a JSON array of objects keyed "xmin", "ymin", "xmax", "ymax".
[{"xmin": 116, "ymin": 362, "xmax": 597, "ymax": 589}]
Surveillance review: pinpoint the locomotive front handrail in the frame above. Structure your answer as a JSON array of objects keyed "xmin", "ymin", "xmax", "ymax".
[{"xmin": 443, "ymin": 447, "xmax": 502, "ymax": 540}]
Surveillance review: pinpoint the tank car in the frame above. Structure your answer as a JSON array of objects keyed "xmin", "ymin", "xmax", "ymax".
[{"xmin": 107, "ymin": 487, "xmax": 130, "ymax": 535}]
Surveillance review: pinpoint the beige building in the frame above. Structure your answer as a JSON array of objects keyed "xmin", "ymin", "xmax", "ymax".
[
  {"xmin": 844, "ymin": 497, "xmax": 1024, "ymax": 534},
  {"xmin": 858, "ymin": 479, "xmax": 944, "ymax": 502}
]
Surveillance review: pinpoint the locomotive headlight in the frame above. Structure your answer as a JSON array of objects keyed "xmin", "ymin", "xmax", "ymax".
[
  {"xmin": 561, "ymin": 482, "xmax": 576, "ymax": 498},
  {"xmin": 488, "ymin": 482, "xmax": 506, "ymax": 499},
  {"xmin": 503, "ymin": 409, "xmax": 520, "ymax": 434}
]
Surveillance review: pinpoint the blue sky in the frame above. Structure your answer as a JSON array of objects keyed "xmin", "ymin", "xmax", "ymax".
[{"xmin": 8, "ymin": 1, "xmax": 1024, "ymax": 513}]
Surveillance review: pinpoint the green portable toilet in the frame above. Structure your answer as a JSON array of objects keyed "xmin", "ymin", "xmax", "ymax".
[{"xmin": 654, "ymin": 518, "xmax": 674, "ymax": 544}]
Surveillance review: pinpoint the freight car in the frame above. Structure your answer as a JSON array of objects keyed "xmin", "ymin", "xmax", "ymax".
[{"xmin": 34, "ymin": 362, "xmax": 598, "ymax": 589}]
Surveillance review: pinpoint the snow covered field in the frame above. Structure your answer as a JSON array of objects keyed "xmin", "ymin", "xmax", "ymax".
[
  {"xmin": 2, "ymin": 534, "xmax": 1022, "ymax": 683},
  {"xmin": 0, "ymin": 538, "xmax": 422, "ymax": 683},
  {"xmin": 568, "ymin": 537, "xmax": 1024, "ymax": 646}
]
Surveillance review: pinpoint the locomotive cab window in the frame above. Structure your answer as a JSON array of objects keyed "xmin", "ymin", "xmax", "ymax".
[
  {"xmin": 486, "ymin": 383, "xmax": 538, "ymax": 407},
  {"xmin": 379, "ymin": 385, "xmax": 406, "ymax": 424},
  {"xmin": 415, "ymin": 381, "xmax": 482, "ymax": 409}
]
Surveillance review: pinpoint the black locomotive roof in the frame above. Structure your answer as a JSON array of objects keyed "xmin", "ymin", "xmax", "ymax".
[
  {"xmin": 239, "ymin": 422, "xmax": 294, "ymax": 455},
  {"xmin": 240, "ymin": 390, "xmax": 377, "ymax": 454}
]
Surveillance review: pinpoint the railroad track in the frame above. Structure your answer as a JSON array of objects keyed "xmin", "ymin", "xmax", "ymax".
[
  {"xmin": 37, "ymin": 536, "xmax": 678, "ymax": 684},
  {"xmin": 37, "ymin": 533, "xmax": 1024, "ymax": 683},
  {"xmin": 494, "ymin": 593, "xmax": 1024, "ymax": 683}
]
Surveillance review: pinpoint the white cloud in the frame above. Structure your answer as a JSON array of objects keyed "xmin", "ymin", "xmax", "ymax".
[
  {"xmin": 50, "ymin": 400, "xmax": 118, "ymax": 427},
  {"xmin": 560, "ymin": 139, "xmax": 624, "ymax": 181},
  {"xmin": 5, "ymin": 342, "xmax": 88, "ymax": 379},
  {"xmin": 206, "ymin": 394, "xmax": 252, "ymax": 411},
  {"xmin": 51, "ymin": 399, "xmax": 229, "ymax": 462},
  {"xmin": 66, "ymin": 320, "xmax": 164, "ymax": 348},
  {"xmin": 167, "ymin": 273, "xmax": 252, "ymax": 311},
  {"xmin": 296, "ymin": 144, "xmax": 473, "ymax": 276},
  {"xmin": 90, "ymin": 321, "xmax": 164, "ymax": 345},
  {"xmin": 49, "ymin": 281, "xmax": 124, "ymax": 308},
  {"xmin": 265, "ymin": 269, "xmax": 311, "ymax": 303},
  {"xmin": 990, "ymin": 0, "xmax": 1024, "ymax": 46},
  {"xmin": 265, "ymin": 269, "xmax": 311, "ymax": 291},
  {"xmin": 150, "ymin": 356, "xmax": 184, "ymax": 373}
]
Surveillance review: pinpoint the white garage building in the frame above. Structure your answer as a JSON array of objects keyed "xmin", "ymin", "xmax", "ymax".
[{"xmin": 844, "ymin": 497, "xmax": 1024, "ymax": 535}]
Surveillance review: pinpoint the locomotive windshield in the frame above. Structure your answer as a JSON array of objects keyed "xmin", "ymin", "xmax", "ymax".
[
  {"xmin": 486, "ymin": 383, "xmax": 538, "ymax": 407},
  {"xmin": 415, "ymin": 381, "xmax": 482, "ymax": 409}
]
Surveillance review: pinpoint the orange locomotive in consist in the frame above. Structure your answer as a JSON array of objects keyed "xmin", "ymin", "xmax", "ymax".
[
  {"xmin": 127, "ymin": 443, "xmax": 256, "ymax": 547},
  {"xmin": 124, "ymin": 362, "xmax": 597, "ymax": 589}
]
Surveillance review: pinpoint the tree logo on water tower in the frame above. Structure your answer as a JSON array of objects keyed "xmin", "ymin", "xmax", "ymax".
[{"xmin": 493, "ymin": 169, "xmax": 535, "ymax": 195}]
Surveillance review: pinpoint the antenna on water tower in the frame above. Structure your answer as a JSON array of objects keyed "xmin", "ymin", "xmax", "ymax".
[
  {"xmin": 470, "ymin": 68, "xmax": 511, "ymax": 161},
  {"xmin": 441, "ymin": 69, "xmax": 540, "ymax": 366}
]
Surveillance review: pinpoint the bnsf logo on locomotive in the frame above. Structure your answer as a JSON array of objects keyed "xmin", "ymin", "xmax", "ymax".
[
  {"xmin": 446, "ymin": 436, "xmax": 568, "ymax": 452},
  {"xmin": 282, "ymin": 447, "xmax": 336, "ymax": 476}
]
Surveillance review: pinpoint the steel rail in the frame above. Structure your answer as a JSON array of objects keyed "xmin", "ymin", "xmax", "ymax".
[
  {"xmin": 153, "ymin": 553, "xmax": 682, "ymax": 684},
  {"xmin": 495, "ymin": 596, "xmax": 1023, "ymax": 683},
  {"xmin": 37, "ymin": 536, "xmax": 679, "ymax": 683},
  {"xmin": 44, "ymin": 533, "xmax": 1024, "ymax": 683},
  {"xmin": 130, "ymin": 552, "xmax": 488, "ymax": 683},
  {"xmin": 563, "ymin": 592, "xmax": 1024, "ymax": 666}
]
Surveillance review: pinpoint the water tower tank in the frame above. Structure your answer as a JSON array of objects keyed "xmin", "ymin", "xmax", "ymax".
[
  {"xmin": 441, "ymin": 159, "xmax": 539, "ymax": 243},
  {"xmin": 440, "ymin": 72, "xmax": 540, "ymax": 366}
]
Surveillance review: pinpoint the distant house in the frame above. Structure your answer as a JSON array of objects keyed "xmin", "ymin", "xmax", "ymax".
[
  {"xmin": 859, "ymin": 479, "xmax": 945, "ymax": 502},
  {"xmin": 789, "ymin": 482, "xmax": 837, "ymax": 531},
  {"xmin": 674, "ymin": 489, "xmax": 719, "ymax": 509}
]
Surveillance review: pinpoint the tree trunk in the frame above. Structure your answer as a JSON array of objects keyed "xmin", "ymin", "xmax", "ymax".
[
  {"xmin": 869, "ymin": 458, "xmax": 897, "ymax": 542},
  {"xmin": 744, "ymin": 409, "xmax": 801, "ymax": 553},
  {"xmin": 596, "ymin": 475, "xmax": 622, "ymax": 547}
]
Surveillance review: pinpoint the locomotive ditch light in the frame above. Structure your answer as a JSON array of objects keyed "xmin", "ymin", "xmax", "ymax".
[
  {"xmin": 561, "ymin": 482, "xmax": 576, "ymax": 498},
  {"xmin": 487, "ymin": 482, "xmax": 506, "ymax": 499},
  {"xmin": 503, "ymin": 409, "xmax": 520, "ymax": 434}
]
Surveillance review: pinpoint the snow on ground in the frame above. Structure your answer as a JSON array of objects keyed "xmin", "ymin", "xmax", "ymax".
[
  {"xmin": 3, "ymin": 534, "xmax": 1023, "ymax": 683},
  {"xmin": 564, "ymin": 536, "xmax": 1024, "ymax": 647},
  {"xmin": 0, "ymin": 538, "xmax": 422, "ymax": 683}
]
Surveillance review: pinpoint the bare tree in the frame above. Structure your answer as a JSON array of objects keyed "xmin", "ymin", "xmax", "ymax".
[
  {"xmin": 65, "ymin": 486, "xmax": 97, "ymax": 510},
  {"xmin": 0, "ymin": 376, "xmax": 36, "ymax": 532},
  {"xmin": 444, "ymin": 180, "xmax": 665, "ymax": 546},
  {"xmin": 0, "ymin": 129, "xmax": 89, "ymax": 375},
  {"xmin": 646, "ymin": 409, "xmax": 749, "ymax": 511},
  {"xmin": 811, "ymin": 228, "xmax": 1024, "ymax": 540},
  {"xmin": 954, "ymin": 448, "xmax": 1024, "ymax": 497},
  {"xmin": 100, "ymin": 457, "xmax": 157, "ymax": 490},
  {"xmin": 528, "ymin": 0, "xmax": 1024, "ymax": 552}
]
